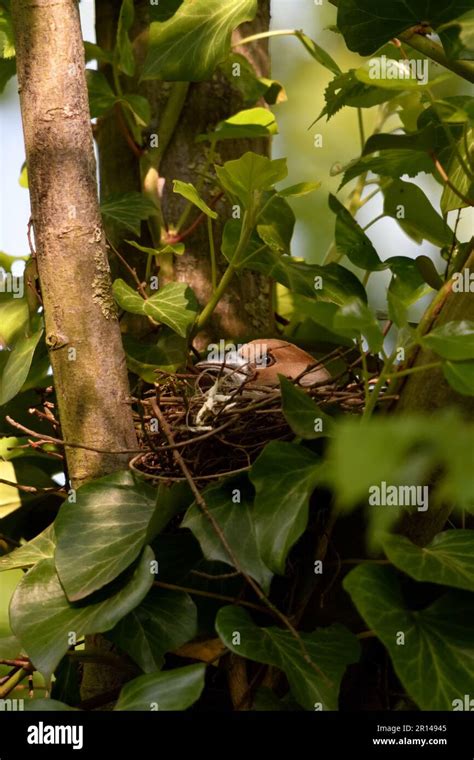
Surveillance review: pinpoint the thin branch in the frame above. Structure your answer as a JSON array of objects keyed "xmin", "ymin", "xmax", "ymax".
[
  {"xmin": 6, "ymin": 416, "xmax": 144, "ymax": 455},
  {"xmin": 430, "ymin": 152, "xmax": 474, "ymax": 207},
  {"xmin": 153, "ymin": 581, "xmax": 270, "ymax": 615},
  {"xmin": 150, "ymin": 399, "xmax": 329, "ymax": 684}
]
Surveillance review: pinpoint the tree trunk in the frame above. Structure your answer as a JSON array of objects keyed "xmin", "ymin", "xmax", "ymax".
[
  {"xmin": 12, "ymin": 0, "xmax": 139, "ymax": 705},
  {"xmin": 95, "ymin": 0, "xmax": 274, "ymax": 345},
  {"xmin": 12, "ymin": 0, "xmax": 138, "ymax": 489}
]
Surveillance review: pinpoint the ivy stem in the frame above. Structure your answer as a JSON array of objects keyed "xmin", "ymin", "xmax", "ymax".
[
  {"xmin": 207, "ymin": 216, "xmax": 217, "ymax": 292},
  {"xmin": 175, "ymin": 136, "xmax": 217, "ymax": 233},
  {"xmin": 384, "ymin": 361, "xmax": 442, "ymax": 379},
  {"xmin": 0, "ymin": 667, "xmax": 29, "ymax": 698},
  {"xmin": 363, "ymin": 213, "xmax": 385, "ymax": 232},
  {"xmin": 363, "ymin": 350, "xmax": 397, "ymax": 418},
  {"xmin": 234, "ymin": 29, "xmax": 299, "ymax": 47},
  {"xmin": 195, "ymin": 209, "xmax": 254, "ymax": 331}
]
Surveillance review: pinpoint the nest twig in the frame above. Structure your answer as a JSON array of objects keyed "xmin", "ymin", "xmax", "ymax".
[{"xmin": 130, "ymin": 367, "xmax": 370, "ymax": 483}]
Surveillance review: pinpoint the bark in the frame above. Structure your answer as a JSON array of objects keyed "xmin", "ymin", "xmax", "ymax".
[
  {"xmin": 95, "ymin": 0, "xmax": 274, "ymax": 345},
  {"xmin": 12, "ymin": 0, "xmax": 139, "ymax": 705},
  {"xmin": 12, "ymin": 0, "xmax": 138, "ymax": 489}
]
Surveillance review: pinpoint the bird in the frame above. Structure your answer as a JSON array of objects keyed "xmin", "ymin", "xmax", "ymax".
[{"xmin": 196, "ymin": 338, "xmax": 331, "ymax": 388}]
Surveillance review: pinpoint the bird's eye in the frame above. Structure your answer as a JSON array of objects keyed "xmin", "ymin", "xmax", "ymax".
[{"xmin": 256, "ymin": 353, "xmax": 275, "ymax": 367}]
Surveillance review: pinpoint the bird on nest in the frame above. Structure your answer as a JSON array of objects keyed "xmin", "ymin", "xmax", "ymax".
[{"xmin": 191, "ymin": 338, "xmax": 331, "ymax": 430}]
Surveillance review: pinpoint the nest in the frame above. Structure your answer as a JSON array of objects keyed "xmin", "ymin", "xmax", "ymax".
[{"xmin": 129, "ymin": 362, "xmax": 368, "ymax": 484}]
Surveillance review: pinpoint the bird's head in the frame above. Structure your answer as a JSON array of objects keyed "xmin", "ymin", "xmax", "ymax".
[{"xmin": 196, "ymin": 338, "xmax": 331, "ymax": 387}]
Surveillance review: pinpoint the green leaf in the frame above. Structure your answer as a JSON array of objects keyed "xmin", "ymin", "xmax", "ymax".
[
  {"xmin": 441, "ymin": 127, "xmax": 474, "ymax": 214},
  {"xmin": 0, "ymin": 525, "xmax": 55, "ymax": 571},
  {"xmin": 123, "ymin": 330, "xmax": 187, "ymax": 382},
  {"xmin": 0, "ymin": 328, "xmax": 43, "ymax": 406},
  {"xmin": 115, "ymin": 0, "xmax": 135, "ymax": 76},
  {"xmin": 144, "ymin": 283, "xmax": 198, "ymax": 337},
  {"xmin": 216, "ymin": 606, "xmax": 360, "ymax": 710},
  {"xmin": 0, "ymin": 296, "xmax": 29, "ymax": 348},
  {"xmin": 295, "ymin": 32, "xmax": 341, "ymax": 76},
  {"xmin": 383, "ymin": 531, "xmax": 474, "ymax": 592},
  {"xmin": 339, "ymin": 150, "xmax": 434, "ymax": 189},
  {"xmin": 0, "ymin": 56, "xmax": 15, "ymax": 93},
  {"xmin": 100, "ymin": 192, "xmax": 158, "ymax": 236},
  {"xmin": 343, "ymin": 564, "xmax": 474, "ymax": 710},
  {"xmin": 173, "ymin": 180, "xmax": 218, "ymax": 219},
  {"xmin": 115, "ymin": 663, "xmax": 206, "ymax": 710},
  {"xmin": 220, "ymin": 54, "xmax": 286, "ymax": 107},
  {"xmin": 386, "ymin": 256, "xmax": 432, "ymax": 325},
  {"xmin": 383, "ymin": 180, "xmax": 452, "ymax": 247},
  {"xmin": 437, "ymin": 10, "xmax": 474, "ymax": 60},
  {"xmin": 278, "ymin": 182, "xmax": 321, "ymax": 198},
  {"xmin": 329, "ymin": 194, "xmax": 386, "ymax": 272},
  {"xmin": 125, "ymin": 240, "xmax": 185, "ymax": 257},
  {"xmin": 442, "ymin": 359, "xmax": 474, "ymax": 395},
  {"xmin": 215, "ymin": 152, "xmax": 287, "ymax": 208},
  {"xmin": 421, "ymin": 321, "xmax": 474, "ymax": 360},
  {"xmin": 142, "ymin": 0, "xmax": 257, "ymax": 81},
  {"xmin": 279, "ymin": 376, "xmax": 333, "ymax": 440},
  {"xmin": 354, "ymin": 58, "xmax": 445, "ymax": 89},
  {"xmin": 108, "ymin": 588, "xmax": 197, "ymax": 672},
  {"xmin": 317, "ymin": 70, "xmax": 401, "ymax": 122},
  {"xmin": 415, "ymin": 256, "xmax": 443, "ymax": 291},
  {"xmin": 84, "ymin": 41, "xmax": 113, "ymax": 65},
  {"xmin": 333, "ymin": 298, "xmax": 384, "ymax": 353},
  {"xmin": 337, "ymin": 0, "xmax": 473, "ymax": 56},
  {"xmin": 250, "ymin": 442, "xmax": 320, "ymax": 574},
  {"xmin": 10, "ymin": 548, "xmax": 155, "ymax": 680},
  {"xmin": 112, "ymin": 279, "xmax": 145, "ymax": 316},
  {"xmin": 182, "ymin": 482, "xmax": 273, "ymax": 592},
  {"xmin": 120, "ymin": 94, "xmax": 151, "ymax": 127},
  {"xmin": 86, "ymin": 70, "xmax": 116, "ymax": 118},
  {"xmin": 54, "ymin": 471, "xmax": 159, "ymax": 601},
  {"xmin": 198, "ymin": 107, "xmax": 278, "ymax": 143}
]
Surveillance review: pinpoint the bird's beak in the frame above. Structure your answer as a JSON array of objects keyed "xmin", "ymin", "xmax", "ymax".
[{"xmin": 195, "ymin": 351, "xmax": 252, "ymax": 385}]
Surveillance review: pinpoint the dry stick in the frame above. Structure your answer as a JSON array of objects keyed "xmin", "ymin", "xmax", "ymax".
[
  {"xmin": 108, "ymin": 239, "xmax": 149, "ymax": 300},
  {"xmin": 0, "ymin": 477, "xmax": 64, "ymax": 495},
  {"xmin": 153, "ymin": 580, "xmax": 269, "ymax": 615},
  {"xmin": 151, "ymin": 399, "xmax": 329, "ymax": 683},
  {"xmin": 6, "ymin": 416, "xmax": 144, "ymax": 455}
]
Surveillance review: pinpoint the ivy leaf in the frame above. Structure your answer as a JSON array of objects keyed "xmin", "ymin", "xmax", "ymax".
[
  {"xmin": 337, "ymin": 0, "xmax": 473, "ymax": 56},
  {"xmin": 173, "ymin": 180, "xmax": 218, "ymax": 219},
  {"xmin": 216, "ymin": 606, "xmax": 360, "ymax": 710},
  {"xmin": 316, "ymin": 70, "xmax": 400, "ymax": 122},
  {"xmin": 24, "ymin": 699, "xmax": 79, "ymax": 712},
  {"xmin": 442, "ymin": 359, "xmax": 474, "ymax": 395},
  {"xmin": 250, "ymin": 442, "xmax": 320, "ymax": 574},
  {"xmin": 86, "ymin": 70, "xmax": 116, "ymax": 118},
  {"xmin": 415, "ymin": 256, "xmax": 443, "ymax": 291},
  {"xmin": 112, "ymin": 279, "xmax": 145, "ymax": 316},
  {"xmin": 10, "ymin": 548, "xmax": 155, "ymax": 680},
  {"xmin": 108, "ymin": 588, "xmax": 197, "ymax": 672},
  {"xmin": 278, "ymin": 182, "xmax": 321, "ymax": 198},
  {"xmin": 183, "ymin": 482, "xmax": 273, "ymax": 592},
  {"xmin": 84, "ymin": 41, "xmax": 113, "ymax": 65},
  {"xmin": 279, "ymin": 376, "xmax": 334, "ymax": 440},
  {"xmin": 216, "ymin": 152, "xmax": 287, "ymax": 208},
  {"xmin": 115, "ymin": 0, "xmax": 135, "ymax": 76},
  {"xmin": 344, "ymin": 564, "xmax": 474, "ymax": 710},
  {"xmin": 440, "ymin": 126, "xmax": 474, "ymax": 214},
  {"xmin": 383, "ymin": 180, "xmax": 452, "ymax": 247},
  {"xmin": 383, "ymin": 531, "xmax": 474, "ymax": 592},
  {"xmin": 339, "ymin": 150, "xmax": 434, "ymax": 189},
  {"xmin": 100, "ymin": 192, "xmax": 158, "ymax": 236},
  {"xmin": 438, "ymin": 10, "xmax": 474, "ymax": 60},
  {"xmin": 386, "ymin": 256, "xmax": 431, "ymax": 325},
  {"xmin": 0, "ymin": 57, "xmax": 15, "ymax": 94},
  {"xmin": 142, "ymin": 0, "xmax": 257, "ymax": 81},
  {"xmin": 334, "ymin": 298, "xmax": 384, "ymax": 353},
  {"xmin": 329, "ymin": 194, "xmax": 387, "ymax": 272},
  {"xmin": 295, "ymin": 32, "xmax": 341, "ymax": 76},
  {"xmin": 120, "ymin": 94, "xmax": 151, "ymax": 127},
  {"xmin": 198, "ymin": 107, "xmax": 278, "ymax": 143},
  {"xmin": 421, "ymin": 321, "xmax": 474, "ymax": 360},
  {"xmin": 123, "ymin": 330, "xmax": 187, "ymax": 382},
  {"xmin": 0, "ymin": 524, "xmax": 55, "ymax": 572},
  {"xmin": 143, "ymin": 283, "xmax": 198, "ymax": 337},
  {"xmin": 54, "ymin": 471, "xmax": 159, "ymax": 601},
  {"xmin": 220, "ymin": 54, "xmax": 286, "ymax": 107},
  {"xmin": 114, "ymin": 664, "xmax": 206, "ymax": 710},
  {"xmin": 0, "ymin": 328, "xmax": 43, "ymax": 406}
]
